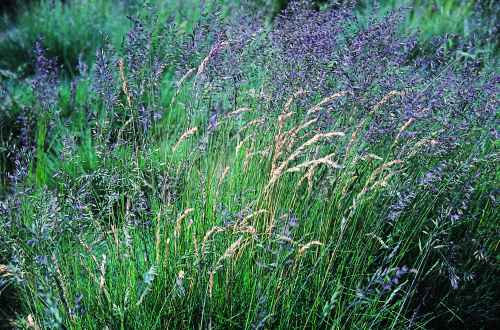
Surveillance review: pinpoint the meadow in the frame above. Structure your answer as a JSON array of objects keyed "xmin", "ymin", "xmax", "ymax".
[{"xmin": 0, "ymin": 0, "xmax": 498, "ymax": 329}]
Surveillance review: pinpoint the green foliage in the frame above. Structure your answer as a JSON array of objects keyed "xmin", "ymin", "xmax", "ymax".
[
  {"xmin": 0, "ymin": 0, "xmax": 498, "ymax": 329},
  {"xmin": 0, "ymin": 0, "xmax": 130, "ymax": 72},
  {"xmin": 359, "ymin": 0, "xmax": 499, "ymax": 58}
]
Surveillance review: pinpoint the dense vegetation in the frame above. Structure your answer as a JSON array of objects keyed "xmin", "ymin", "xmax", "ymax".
[{"xmin": 0, "ymin": 0, "xmax": 498, "ymax": 329}]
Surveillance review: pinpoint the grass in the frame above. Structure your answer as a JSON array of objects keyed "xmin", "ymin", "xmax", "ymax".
[
  {"xmin": 0, "ymin": 0, "xmax": 498, "ymax": 329},
  {"xmin": 358, "ymin": 0, "xmax": 499, "ymax": 59},
  {"xmin": 0, "ymin": 0, "xmax": 130, "ymax": 73},
  {"xmin": 1, "ymin": 0, "xmax": 496, "ymax": 73}
]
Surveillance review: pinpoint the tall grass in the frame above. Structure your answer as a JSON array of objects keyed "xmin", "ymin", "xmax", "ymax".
[{"xmin": 0, "ymin": 0, "xmax": 498, "ymax": 329}]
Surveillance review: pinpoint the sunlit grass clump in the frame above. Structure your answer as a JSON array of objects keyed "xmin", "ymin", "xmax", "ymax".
[{"xmin": 0, "ymin": 1, "xmax": 498, "ymax": 329}]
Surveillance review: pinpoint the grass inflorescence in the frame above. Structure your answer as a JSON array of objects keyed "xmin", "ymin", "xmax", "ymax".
[{"xmin": 0, "ymin": 0, "xmax": 498, "ymax": 329}]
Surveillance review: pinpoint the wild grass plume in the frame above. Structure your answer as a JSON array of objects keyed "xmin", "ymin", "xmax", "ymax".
[{"xmin": 0, "ymin": 0, "xmax": 498, "ymax": 329}]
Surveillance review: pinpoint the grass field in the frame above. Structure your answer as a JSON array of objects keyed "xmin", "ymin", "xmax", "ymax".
[{"xmin": 0, "ymin": 1, "xmax": 498, "ymax": 329}]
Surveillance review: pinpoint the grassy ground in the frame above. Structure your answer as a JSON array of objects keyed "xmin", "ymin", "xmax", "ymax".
[{"xmin": 0, "ymin": 1, "xmax": 498, "ymax": 329}]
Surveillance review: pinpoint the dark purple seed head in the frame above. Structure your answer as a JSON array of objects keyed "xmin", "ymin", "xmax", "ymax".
[{"xmin": 32, "ymin": 38, "xmax": 59, "ymax": 110}]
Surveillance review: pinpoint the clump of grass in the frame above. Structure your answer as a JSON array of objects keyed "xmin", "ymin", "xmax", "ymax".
[
  {"xmin": 0, "ymin": 0, "xmax": 498, "ymax": 329},
  {"xmin": 0, "ymin": 0, "xmax": 131, "ymax": 72}
]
